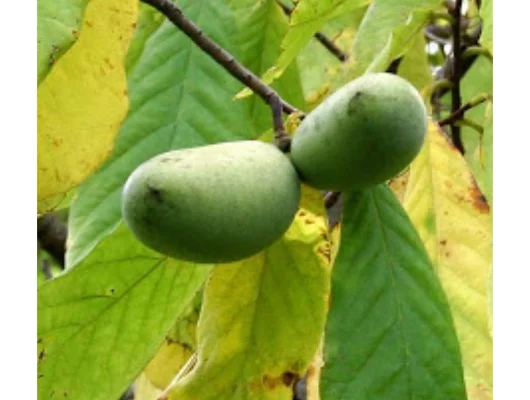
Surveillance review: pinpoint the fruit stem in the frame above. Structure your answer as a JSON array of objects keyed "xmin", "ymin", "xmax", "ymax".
[
  {"xmin": 141, "ymin": 0, "xmax": 302, "ymax": 116},
  {"xmin": 276, "ymin": 1, "xmax": 349, "ymax": 62},
  {"xmin": 269, "ymin": 94, "xmax": 292, "ymax": 152}
]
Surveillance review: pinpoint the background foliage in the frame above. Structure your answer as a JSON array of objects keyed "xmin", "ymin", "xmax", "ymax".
[{"xmin": 37, "ymin": 0, "xmax": 493, "ymax": 399}]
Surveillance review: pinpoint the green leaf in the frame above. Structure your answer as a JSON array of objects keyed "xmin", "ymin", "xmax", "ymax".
[
  {"xmin": 229, "ymin": 0, "xmax": 306, "ymax": 130},
  {"xmin": 459, "ymin": 57, "xmax": 493, "ymax": 203},
  {"xmin": 37, "ymin": 0, "xmax": 88, "ymax": 84},
  {"xmin": 404, "ymin": 123, "xmax": 492, "ymax": 399},
  {"xmin": 237, "ymin": 0, "xmax": 370, "ymax": 96},
  {"xmin": 66, "ymin": 0, "xmax": 305, "ymax": 268},
  {"xmin": 397, "ymin": 31, "xmax": 433, "ymax": 92},
  {"xmin": 296, "ymin": 7, "xmax": 367, "ymax": 103},
  {"xmin": 349, "ymin": 0, "xmax": 442, "ymax": 78},
  {"xmin": 125, "ymin": 3, "xmax": 165, "ymax": 73},
  {"xmin": 38, "ymin": 223, "xmax": 211, "ymax": 400},
  {"xmin": 321, "ymin": 185, "xmax": 466, "ymax": 400},
  {"xmin": 479, "ymin": 0, "xmax": 492, "ymax": 53},
  {"xmin": 167, "ymin": 209, "xmax": 331, "ymax": 400}
]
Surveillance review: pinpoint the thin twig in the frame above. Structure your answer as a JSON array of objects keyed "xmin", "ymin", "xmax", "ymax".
[
  {"xmin": 438, "ymin": 93, "xmax": 492, "ymax": 126},
  {"xmin": 462, "ymin": 45, "xmax": 493, "ymax": 61},
  {"xmin": 277, "ymin": 0, "xmax": 348, "ymax": 62},
  {"xmin": 269, "ymin": 94, "xmax": 292, "ymax": 152},
  {"xmin": 429, "ymin": 19, "xmax": 482, "ymax": 106},
  {"xmin": 313, "ymin": 32, "xmax": 349, "ymax": 62},
  {"xmin": 324, "ymin": 191, "xmax": 341, "ymax": 209},
  {"xmin": 449, "ymin": 0, "xmax": 465, "ymax": 153},
  {"xmin": 141, "ymin": 0, "xmax": 301, "ymax": 116}
]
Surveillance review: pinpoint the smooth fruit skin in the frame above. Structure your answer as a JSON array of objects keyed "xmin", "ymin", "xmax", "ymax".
[
  {"xmin": 121, "ymin": 141, "xmax": 300, "ymax": 263},
  {"xmin": 290, "ymin": 73, "xmax": 428, "ymax": 191}
]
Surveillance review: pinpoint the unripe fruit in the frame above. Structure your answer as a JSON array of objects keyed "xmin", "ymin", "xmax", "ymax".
[
  {"xmin": 290, "ymin": 73, "xmax": 428, "ymax": 191},
  {"xmin": 121, "ymin": 141, "xmax": 300, "ymax": 263}
]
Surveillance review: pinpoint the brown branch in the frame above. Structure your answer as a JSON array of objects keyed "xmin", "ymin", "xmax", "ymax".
[
  {"xmin": 140, "ymin": 0, "xmax": 302, "ymax": 117},
  {"xmin": 430, "ymin": 9, "xmax": 482, "ymax": 138},
  {"xmin": 438, "ymin": 93, "xmax": 491, "ymax": 126},
  {"xmin": 449, "ymin": 0, "xmax": 465, "ymax": 154},
  {"xmin": 277, "ymin": 1, "xmax": 348, "ymax": 62}
]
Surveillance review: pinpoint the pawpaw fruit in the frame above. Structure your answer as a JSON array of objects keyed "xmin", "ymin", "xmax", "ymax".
[
  {"xmin": 290, "ymin": 73, "xmax": 428, "ymax": 191},
  {"xmin": 121, "ymin": 141, "xmax": 300, "ymax": 263}
]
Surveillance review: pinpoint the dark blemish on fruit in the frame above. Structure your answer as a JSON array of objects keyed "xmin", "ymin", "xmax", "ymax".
[
  {"xmin": 347, "ymin": 91, "xmax": 364, "ymax": 116},
  {"xmin": 147, "ymin": 185, "xmax": 164, "ymax": 203},
  {"xmin": 304, "ymin": 219, "xmax": 314, "ymax": 225},
  {"xmin": 440, "ymin": 239, "xmax": 447, "ymax": 246},
  {"xmin": 160, "ymin": 157, "xmax": 182, "ymax": 163}
]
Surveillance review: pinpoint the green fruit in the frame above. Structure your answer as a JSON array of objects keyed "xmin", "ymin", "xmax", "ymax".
[
  {"xmin": 290, "ymin": 73, "xmax": 428, "ymax": 191},
  {"xmin": 121, "ymin": 141, "xmax": 300, "ymax": 263}
]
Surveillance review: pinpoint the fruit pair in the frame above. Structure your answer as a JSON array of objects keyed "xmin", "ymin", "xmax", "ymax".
[{"xmin": 122, "ymin": 73, "xmax": 428, "ymax": 263}]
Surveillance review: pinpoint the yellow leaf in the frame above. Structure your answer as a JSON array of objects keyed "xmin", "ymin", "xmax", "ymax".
[
  {"xmin": 404, "ymin": 121, "xmax": 492, "ymax": 399},
  {"xmin": 299, "ymin": 185, "xmax": 327, "ymax": 221},
  {"xmin": 388, "ymin": 169, "xmax": 410, "ymax": 203},
  {"xmin": 135, "ymin": 373, "xmax": 163, "ymax": 400},
  {"xmin": 145, "ymin": 339, "xmax": 194, "ymax": 390},
  {"xmin": 167, "ymin": 207, "xmax": 331, "ymax": 400},
  {"xmin": 37, "ymin": 0, "xmax": 138, "ymax": 212}
]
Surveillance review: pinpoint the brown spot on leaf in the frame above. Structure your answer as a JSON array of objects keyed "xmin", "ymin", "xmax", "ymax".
[
  {"xmin": 317, "ymin": 245, "xmax": 331, "ymax": 262},
  {"xmin": 468, "ymin": 177, "xmax": 490, "ymax": 213},
  {"xmin": 306, "ymin": 362, "xmax": 318, "ymax": 380},
  {"xmin": 103, "ymin": 57, "xmax": 113, "ymax": 69},
  {"xmin": 282, "ymin": 371, "xmax": 298, "ymax": 386},
  {"xmin": 261, "ymin": 371, "xmax": 300, "ymax": 390},
  {"xmin": 39, "ymin": 348, "xmax": 46, "ymax": 361}
]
